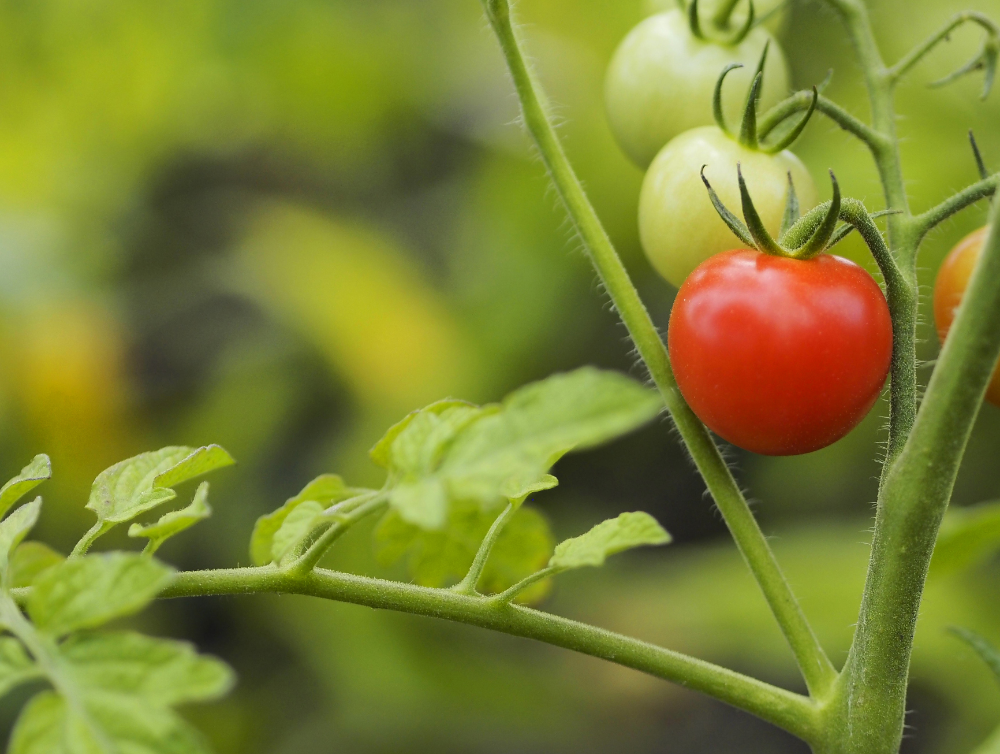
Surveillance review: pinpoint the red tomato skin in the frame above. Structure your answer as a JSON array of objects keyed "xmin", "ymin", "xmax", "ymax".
[
  {"xmin": 933, "ymin": 227, "xmax": 1000, "ymax": 407},
  {"xmin": 668, "ymin": 249, "xmax": 893, "ymax": 456}
]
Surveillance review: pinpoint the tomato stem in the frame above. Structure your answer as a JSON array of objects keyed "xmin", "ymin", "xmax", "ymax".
[{"xmin": 478, "ymin": 0, "xmax": 837, "ymax": 705}]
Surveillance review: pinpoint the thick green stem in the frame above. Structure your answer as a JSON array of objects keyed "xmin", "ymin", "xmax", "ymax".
[
  {"xmin": 825, "ymin": 217, "xmax": 1000, "ymax": 754},
  {"xmin": 158, "ymin": 565, "xmax": 820, "ymax": 741},
  {"xmin": 480, "ymin": 0, "xmax": 835, "ymax": 698}
]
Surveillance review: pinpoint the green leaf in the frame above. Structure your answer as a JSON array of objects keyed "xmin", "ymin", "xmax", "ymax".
[
  {"xmin": 9, "ymin": 542, "xmax": 65, "ymax": 589},
  {"xmin": 270, "ymin": 500, "xmax": 325, "ymax": 563},
  {"xmin": 0, "ymin": 637, "xmax": 38, "ymax": 697},
  {"xmin": 0, "ymin": 498, "xmax": 42, "ymax": 579},
  {"xmin": 28, "ymin": 554, "xmax": 174, "ymax": 638},
  {"xmin": 10, "ymin": 690, "xmax": 212, "ymax": 754},
  {"xmin": 374, "ymin": 502, "xmax": 554, "ymax": 602},
  {"xmin": 249, "ymin": 474, "xmax": 370, "ymax": 565},
  {"xmin": 384, "ymin": 368, "xmax": 662, "ymax": 529},
  {"xmin": 86, "ymin": 446, "xmax": 234, "ymax": 527},
  {"xmin": 369, "ymin": 400, "xmax": 481, "ymax": 470},
  {"xmin": 129, "ymin": 482, "xmax": 211, "ymax": 555},
  {"xmin": 549, "ymin": 512, "xmax": 671, "ymax": 571},
  {"xmin": 60, "ymin": 631, "xmax": 233, "ymax": 705},
  {"xmin": 952, "ymin": 627, "xmax": 1000, "ymax": 684},
  {"xmin": 931, "ymin": 500, "xmax": 1000, "ymax": 576},
  {"xmin": 0, "ymin": 455, "xmax": 51, "ymax": 520}
]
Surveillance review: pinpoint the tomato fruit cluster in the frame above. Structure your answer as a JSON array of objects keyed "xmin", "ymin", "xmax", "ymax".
[
  {"xmin": 668, "ymin": 250, "xmax": 894, "ymax": 455},
  {"xmin": 934, "ymin": 227, "xmax": 1000, "ymax": 407},
  {"xmin": 605, "ymin": 9, "xmax": 789, "ymax": 168}
]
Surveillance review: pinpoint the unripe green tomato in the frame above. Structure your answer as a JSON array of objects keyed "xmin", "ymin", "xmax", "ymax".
[
  {"xmin": 639, "ymin": 125, "xmax": 817, "ymax": 288},
  {"xmin": 605, "ymin": 10, "xmax": 789, "ymax": 168},
  {"xmin": 644, "ymin": 0, "xmax": 789, "ymax": 33}
]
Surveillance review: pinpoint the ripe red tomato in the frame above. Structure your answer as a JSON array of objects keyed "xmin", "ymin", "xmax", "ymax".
[
  {"xmin": 668, "ymin": 250, "xmax": 893, "ymax": 455},
  {"xmin": 933, "ymin": 227, "xmax": 1000, "ymax": 407}
]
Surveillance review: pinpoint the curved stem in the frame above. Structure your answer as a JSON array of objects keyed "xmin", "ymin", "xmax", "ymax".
[
  {"xmin": 453, "ymin": 503, "xmax": 515, "ymax": 595},
  {"xmin": 490, "ymin": 565, "xmax": 557, "ymax": 604},
  {"xmin": 887, "ymin": 12, "xmax": 1000, "ymax": 85},
  {"xmin": 912, "ymin": 174, "xmax": 1000, "ymax": 244},
  {"xmin": 158, "ymin": 565, "xmax": 821, "ymax": 742},
  {"xmin": 479, "ymin": 0, "xmax": 836, "ymax": 698},
  {"xmin": 758, "ymin": 91, "xmax": 888, "ymax": 156}
]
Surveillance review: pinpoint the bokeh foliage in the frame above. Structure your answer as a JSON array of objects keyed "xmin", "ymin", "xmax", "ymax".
[{"xmin": 0, "ymin": 0, "xmax": 998, "ymax": 752}]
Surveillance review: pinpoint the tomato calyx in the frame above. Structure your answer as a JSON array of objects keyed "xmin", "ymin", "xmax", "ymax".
[
  {"xmin": 686, "ymin": 0, "xmax": 757, "ymax": 46},
  {"xmin": 701, "ymin": 165, "xmax": 840, "ymax": 260},
  {"xmin": 713, "ymin": 44, "xmax": 819, "ymax": 154}
]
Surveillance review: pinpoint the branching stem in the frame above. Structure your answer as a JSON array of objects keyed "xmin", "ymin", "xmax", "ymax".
[
  {"xmin": 453, "ymin": 503, "xmax": 516, "ymax": 595},
  {"xmin": 154, "ymin": 565, "xmax": 821, "ymax": 742}
]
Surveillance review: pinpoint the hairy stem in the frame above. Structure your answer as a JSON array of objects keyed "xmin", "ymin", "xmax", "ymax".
[
  {"xmin": 828, "ymin": 212, "xmax": 1000, "ymax": 754},
  {"xmin": 913, "ymin": 174, "xmax": 1000, "ymax": 244},
  {"xmin": 287, "ymin": 493, "xmax": 387, "ymax": 575},
  {"xmin": 479, "ymin": 0, "xmax": 835, "ymax": 697},
  {"xmin": 887, "ymin": 12, "xmax": 1000, "ymax": 84},
  {"xmin": 157, "ymin": 565, "xmax": 820, "ymax": 741}
]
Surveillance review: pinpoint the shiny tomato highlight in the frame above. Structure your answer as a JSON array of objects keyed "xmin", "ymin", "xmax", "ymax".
[
  {"xmin": 933, "ymin": 227, "xmax": 1000, "ymax": 407},
  {"xmin": 668, "ymin": 249, "xmax": 893, "ymax": 455}
]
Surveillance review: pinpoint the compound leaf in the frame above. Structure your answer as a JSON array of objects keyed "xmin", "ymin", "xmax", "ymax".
[
  {"xmin": 550, "ymin": 512, "xmax": 670, "ymax": 571},
  {"xmin": 374, "ymin": 502, "xmax": 554, "ymax": 602},
  {"xmin": 129, "ymin": 482, "xmax": 211, "ymax": 554},
  {"xmin": 87, "ymin": 446, "xmax": 233, "ymax": 528},
  {"xmin": 0, "ymin": 498, "xmax": 42, "ymax": 578},
  {"xmin": 381, "ymin": 369, "xmax": 662, "ymax": 529},
  {"xmin": 28, "ymin": 554, "xmax": 174, "ymax": 638},
  {"xmin": 9, "ymin": 542, "xmax": 65, "ymax": 589},
  {"xmin": 0, "ymin": 455, "xmax": 51, "ymax": 520},
  {"xmin": 10, "ymin": 690, "xmax": 212, "ymax": 754},
  {"xmin": 0, "ymin": 638, "xmax": 38, "ymax": 698},
  {"xmin": 270, "ymin": 500, "xmax": 325, "ymax": 563},
  {"xmin": 931, "ymin": 500, "xmax": 1000, "ymax": 576},
  {"xmin": 60, "ymin": 631, "xmax": 233, "ymax": 706},
  {"xmin": 249, "ymin": 475, "xmax": 370, "ymax": 566}
]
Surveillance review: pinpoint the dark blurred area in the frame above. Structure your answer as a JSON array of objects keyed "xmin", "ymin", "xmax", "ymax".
[{"xmin": 0, "ymin": 0, "xmax": 998, "ymax": 752}]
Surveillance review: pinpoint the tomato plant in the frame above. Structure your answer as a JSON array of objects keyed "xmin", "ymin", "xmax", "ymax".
[
  {"xmin": 605, "ymin": 6, "xmax": 789, "ymax": 167},
  {"xmin": 934, "ymin": 226, "xmax": 1000, "ymax": 407},
  {"xmin": 3, "ymin": 2, "xmax": 1000, "ymax": 754},
  {"xmin": 668, "ymin": 249, "xmax": 892, "ymax": 455}
]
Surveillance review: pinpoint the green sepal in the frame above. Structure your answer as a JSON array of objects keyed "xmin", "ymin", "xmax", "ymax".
[
  {"xmin": 792, "ymin": 170, "xmax": 842, "ymax": 259},
  {"xmin": 738, "ymin": 164, "xmax": 784, "ymax": 254},
  {"xmin": 780, "ymin": 172, "xmax": 800, "ymax": 236},
  {"xmin": 549, "ymin": 512, "xmax": 670, "ymax": 571},
  {"xmin": 720, "ymin": 0, "xmax": 755, "ymax": 46},
  {"xmin": 970, "ymin": 130, "xmax": 990, "ymax": 180},
  {"xmin": 688, "ymin": 0, "xmax": 705, "ymax": 40},
  {"xmin": 0, "ymin": 456, "xmax": 50, "ymax": 520},
  {"xmin": 738, "ymin": 72, "xmax": 763, "ymax": 149},
  {"xmin": 700, "ymin": 167, "xmax": 756, "ymax": 247},
  {"xmin": 712, "ymin": 63, "xmax": 744, "ymax": 136},
  {"xmin": 763, "ymin": 86, "xmax": 818, "ymax": 154},
  {"xmin": 128, "ymin": 482, "xmax": 212, "ymax": 556}
]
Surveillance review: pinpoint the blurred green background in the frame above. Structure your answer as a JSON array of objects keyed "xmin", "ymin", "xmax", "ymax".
[{"xmin": 0, "ymin": 0, "xmax": 998, "ymax": 751}]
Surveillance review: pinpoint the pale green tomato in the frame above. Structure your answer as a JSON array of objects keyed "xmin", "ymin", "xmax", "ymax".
[
  {"xmin": 605, "ymin": 10, "xmax": 789, "ymax": 168},
  {"xmin": 644, "ymin": 0, "xmax": 789, "ymax": 33},
  {"xmin": 638, "ymin": 126, "xmax": 817, "ymax": 288}
]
